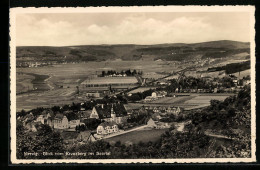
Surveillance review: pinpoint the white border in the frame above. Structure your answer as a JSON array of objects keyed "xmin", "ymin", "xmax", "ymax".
[{"xmin": 10, "ymin": 6, "xmax": 256, "ymax": 164}]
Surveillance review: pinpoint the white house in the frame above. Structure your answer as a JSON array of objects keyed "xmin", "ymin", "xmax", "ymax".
[
  {"xmin": 53, "ymin": 114, "xmax": 69, "ymax": 129},
  {"xmin": 96, "ymin": 122, "xmax": 119, "ymax": 135}
]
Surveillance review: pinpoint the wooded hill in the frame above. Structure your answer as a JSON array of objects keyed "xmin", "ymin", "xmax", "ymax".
[{"xmin": 16, "ymin": 40, "xmax": 250, "ymax": 62}]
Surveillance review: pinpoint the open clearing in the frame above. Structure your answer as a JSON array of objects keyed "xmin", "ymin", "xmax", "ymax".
[{"xmin": 104, "ymin": 129, "xmax": 167, "ymax": 144}]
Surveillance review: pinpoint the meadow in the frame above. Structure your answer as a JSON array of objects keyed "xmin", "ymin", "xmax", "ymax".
[{"xmin": 104, "ymin": 128, "xmax": 167, "ymax": 145}]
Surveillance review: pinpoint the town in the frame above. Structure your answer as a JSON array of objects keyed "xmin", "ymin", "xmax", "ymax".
[{"xmin": 16, "ymin": 40, "xmax": 252, "ymax": 159}]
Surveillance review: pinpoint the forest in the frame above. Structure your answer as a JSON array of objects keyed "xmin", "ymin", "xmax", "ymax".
[{"xmin": 207, "ymin": 60, "xmax": 250, "ymax": 74}]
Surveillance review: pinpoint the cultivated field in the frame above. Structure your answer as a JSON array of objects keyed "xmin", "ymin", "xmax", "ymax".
[
  {"xmin": 16, "ymin": 73, "xmax": 34, "ymax": 93},
  {"xmin": 125, "ymin": 93, "xmax": 234, "ymax": 111},
  {"xmin": 104, "ymin": 129, "xmax": 167, "ymax": 145},
  {"xmin": 16, "ymin": 61, "xmax": 181, "ymax": 111},
  {"xmin": 233, "ymin": 69, "xmax": 250, "ymax": 79}
]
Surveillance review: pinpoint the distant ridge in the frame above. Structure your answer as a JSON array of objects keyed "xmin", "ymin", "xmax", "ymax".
[{"xmin": 16, "ymin": 40, "xmax": 250, "ymax": 62}]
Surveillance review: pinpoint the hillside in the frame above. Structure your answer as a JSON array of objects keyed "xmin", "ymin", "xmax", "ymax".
[{"xmin": 16, "ymin": 40, "xmax": 250, "ymax": 62}]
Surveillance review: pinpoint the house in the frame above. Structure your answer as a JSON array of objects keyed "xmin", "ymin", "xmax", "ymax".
[
  {"xmin": 166, "ymin": 106, "xmax": 181, "ymax": 116},
  {"xmin": 76, "ymin": 131, "xmax": 96, "ymax": 143},
  {"xmin": 151, "ymin": 91, "xmax": 167, "ymax": 98},
  {"xmin": 96, "ymin": 122, "xmax": 119, "ymax": 135},
  {"xmin": 68, "ymin": 119, "xmax": 81, "ymax": 129},
  {"xmin": 53, "ymin": 114, "xmax": 69, "ymax": 129},
  {"xmin": 151, "ymin": 92, "xmax": 157, "ymax": 98},
  {"xmin": 144, "ymin": 96, "xmax": 155, "ymax": 102},
  {"xmin": 36, "ymin": 115, "xmax": 45, "ymax": 124},
  {"xmin": 24, "ymin": 121, "xmax": 40, "ymax": 132},
  {"xmin": 86, "ymin": 91, "xmax": 102, "ymax": 98},
  {"xmin": 147, "ymin": 118, "xmax": 170, "ymax": 129},
  {"xmin": 35, "ymin": 112, "xmax": 54, "ymax": 126},
  {"xmin": 155, "ymin": 122, "xmax": 170, "ymax": 129},
  {"xmin": 147, "ymin": 118, "xmax": 157, "ymax": 128},
  {"xmin": 90, "ymin": 103, "xmax": 128, "ymax": 124}
]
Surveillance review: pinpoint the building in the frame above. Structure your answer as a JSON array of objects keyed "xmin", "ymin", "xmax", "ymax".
[
  {"xmin": 147, "ymin": 118, "xmax": 170, "ymax": 129},
  {"xmin": 81, "ymin": 77, "xmax": 138, "ymax": 87},
  {"xmin": 35, "ymin": 113, "xmax": 54, "ymax": 126},
  {"xmin": 151, "ymin": 91, "xmax": 167, "ymax": 98},
  {"xmin": 36, "ymin": 115, "xmax": 46, "ymax": 124},
  {"xmin": 166, "ymin": 106, "xmax": 181, "ymax": 116},
  {"xmin": 90, "ymin": 103, "xmax": 128, "ymax": 124},
  {"xmin": 36, "ymin": 113, "xmax": 83, "ymax": 130},
  {"xmin": 68, "ymin": 119, "xmax": 81, "ymax": 129},
  {"xmin": 53, "ymin": 114, "xmax": 69, "ymax": 129},
  {"xmin": 24, "ymin": 121, "xmax": 40, "ymax": 132},
  {"xmin": 86, "ymin": 91, "xmax": 102, "ymax": 98},
  {"xmin": 76, "ymin": 131, "xmax": 96, "ymax": 143},
  {"xmin": 96, "ymin": 122, "xmax": 119, "ymax": 135},
  {"xmin": 147, "ymin": 118, "xmax": 157, "ymax": 128}
]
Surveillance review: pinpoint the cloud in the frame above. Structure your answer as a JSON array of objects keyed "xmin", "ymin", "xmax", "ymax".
[{"xmin": 16, "ymin": 13, "xmax": 250, "ymax": 46}]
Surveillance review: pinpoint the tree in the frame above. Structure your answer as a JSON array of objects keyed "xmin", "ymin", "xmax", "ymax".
[{"xmin": 17, "ymin": 124, "xmax": 64, "ymax": 159}]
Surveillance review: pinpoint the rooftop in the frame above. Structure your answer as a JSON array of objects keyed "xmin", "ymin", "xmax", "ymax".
[{"xmin": 81, "ymin": 77, "xmax": 138, "ymax": 85}]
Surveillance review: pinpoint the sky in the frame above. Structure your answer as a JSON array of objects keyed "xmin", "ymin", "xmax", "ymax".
[{"xmin": 16, "ymin": 12, "xmax": 250, "ymax": 46}]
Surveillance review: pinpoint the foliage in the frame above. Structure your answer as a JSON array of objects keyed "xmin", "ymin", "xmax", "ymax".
[
  {"xmin": 17, "ymin": 124, "xmax": 64, "ymax": 159},
  {"xmin": 207, "ymin": 60, "xmax": 250, "ymax": 74}
]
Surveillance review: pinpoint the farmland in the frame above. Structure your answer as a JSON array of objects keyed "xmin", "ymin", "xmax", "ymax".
[
  {"xmin": 104, "ymin": 128, "xmax": 167, "ymax": 145},
  {"xmin": 16, "ymin": 60, "xmax": 181, "ymax": 111},
  {"xmin": 126, "ymin": 93, "xmax": 234, "ymax": 111}
]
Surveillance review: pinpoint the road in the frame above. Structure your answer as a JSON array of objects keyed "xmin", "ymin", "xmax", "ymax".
[{"xmin": 98, "ymin": 124, "xmax": 148, "ymax": 140}]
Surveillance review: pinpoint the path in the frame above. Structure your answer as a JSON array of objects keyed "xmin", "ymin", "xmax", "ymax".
[
  {"xmin": 204, "ymin": 131, "xmax": 239, "ymax": 140},
  {"xmin": 98, "ymin": 125, "xmax": 148, "ymax": 140}
]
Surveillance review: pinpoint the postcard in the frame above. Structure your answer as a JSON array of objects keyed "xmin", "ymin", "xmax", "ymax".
[{"xmin": 10, "ymin": 6, "xmax": 256, "ymax": 164}]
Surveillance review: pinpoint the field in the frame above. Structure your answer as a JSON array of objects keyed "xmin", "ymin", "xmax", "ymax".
[
  {"xmin": 125, "ymin": 93, "xmax": 234, "ymax": 111},
  {"xmin": 16, "ymin": 61, "xmax": 181, "ymax": 111},
  {"xmin": 16, "ymin": 58, "xmax": 240, "ymax": 111},
  {"xmin": 104, "ymin": 129, "xmax": 167, "ymax": 145},
  {"xmin": 16, "ymin": 73, "xmax": 34, "ymax": 93},
  {"xmin": 233, "ymin": 69, "xmax": 250, "ymax": 79},
  {"xmin": 183, "ymin": 94, "xmax": 232, "ymax": 109}
]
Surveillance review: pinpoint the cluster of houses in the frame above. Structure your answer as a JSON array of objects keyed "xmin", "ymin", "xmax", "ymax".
[
  {"xmin": 35, "ymin": 112, "xmax": 84, "ymax": 130},
  {"xmin": 130, "ymin": 105, "xmax": 182, "ymax": 117},
  {"xmin": 17, "ymin": 61, "xmax": 57, "ymax": 68},
  {"xmin": 144, "ymin": 91, "xmax": 167, "ymax": 102},
  {"xmin": 144, "ymin": 106, "xmax": 181, "ymax": 116},
  {"xmin": 26, "ymin": 103, "xmax": 128, "ymax": 137},
  {"xmin": 21, "ymin": 101, "xmax": 183, "ymax": 144},
  {"xmin": 103, "ymin": 73, "xmax": 128, "ymax": 77}
]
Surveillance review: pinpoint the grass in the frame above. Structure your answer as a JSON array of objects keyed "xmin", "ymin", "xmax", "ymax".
[{"xmin": 104, "ymin": 129, "xmax": 167, "ymax": 144}]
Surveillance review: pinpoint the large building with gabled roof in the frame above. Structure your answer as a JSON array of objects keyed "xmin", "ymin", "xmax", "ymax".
[{"xmin": 90, "ymin": 103, "xmax": 128, "ymax": 124}]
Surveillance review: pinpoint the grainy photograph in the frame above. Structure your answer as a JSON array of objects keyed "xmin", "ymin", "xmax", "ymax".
[{"xmin": 10, "ymin": 6, "xmax": 256, "ymax": 163}]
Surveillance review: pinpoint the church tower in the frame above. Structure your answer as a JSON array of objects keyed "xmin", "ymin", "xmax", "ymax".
[{"xmin": 111, "ymin": 104, "xmax": 116, "ymax": 122}]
